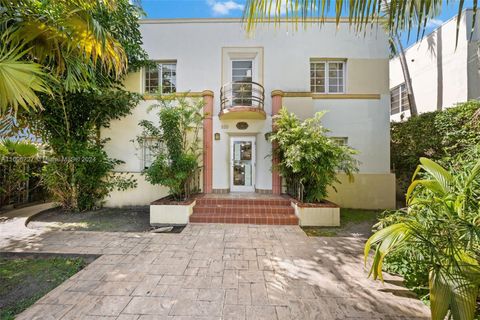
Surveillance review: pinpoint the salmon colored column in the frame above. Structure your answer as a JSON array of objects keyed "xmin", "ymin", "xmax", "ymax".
[
  {"xmin": 202, "ymin": 90, "xmax": 214, "ymax": 194},
  {"xmin": 271, "ymin": 90, "xmax": 284, "ymax": 195}
]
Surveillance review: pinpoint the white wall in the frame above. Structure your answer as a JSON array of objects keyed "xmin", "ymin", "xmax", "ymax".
[
  {"xmin": 316, "ymin": 95, "xmax": 391, "ymax": 173},
  {"xmin": 390, "ymin": 11, "xmax": 474, "ymax": 121}
]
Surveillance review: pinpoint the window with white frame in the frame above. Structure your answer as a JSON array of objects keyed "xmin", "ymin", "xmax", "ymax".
[
  {"xmin": 144, "ymin": 62, "xmax": 176, "ymax": 94},
  {"xmin": 142, "ymin": 137, "xmax": 163, "ymax": 169},
  {"xmin": 310, "ymin": 60, "xmax": 345, "ymax": 93},
  {"xmin": 390, "ymin": 83, "xmax": 410, "ymax": 115}
]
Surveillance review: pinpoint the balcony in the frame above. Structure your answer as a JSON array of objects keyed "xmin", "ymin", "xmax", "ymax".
[{"xmin": 219, "ymin": 81, "xmax": 266, "ymax": 120}]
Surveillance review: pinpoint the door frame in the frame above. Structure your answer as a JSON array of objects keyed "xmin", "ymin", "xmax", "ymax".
[{"xmin": 230, "ymin": 136, "xmax": 256, "ymax": 192}]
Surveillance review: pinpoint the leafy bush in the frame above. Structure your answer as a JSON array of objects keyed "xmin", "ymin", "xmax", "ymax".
[
  {"xmin": 29, "ymin": 90, "xmax": 140, "ymax": 211},
  {"xmin": 391, "ymin": 100, "xmax": 480, "ymax": 198},
  {"xmin": 434, "ymin": 100, "xmax": 480, "ymax": 159},
  {"xmin": 0, "ymin": 140, "xmax": 39, "ymax": 207},
  {"xmin": 42, "ymin": 142, "xmax": 136, "ymax": 211},
  {"xmin": 381, "ymin": 244, "xmax": 430, "ymax": 302},
  {"xmin": 135, "ymin": 96, "xmax": 204, "ymax": 201},
  {"xmin": 270, "ymin": 108, "xmax": 358, "ymax": 203},
  {"xmin": 366, "ymin": 147, "xmax": 480, "ymax": 320}
]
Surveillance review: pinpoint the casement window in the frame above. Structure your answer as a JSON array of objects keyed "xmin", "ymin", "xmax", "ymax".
[
  {"xmin": 310, "ymin": 61, "xmax": 345, "ymax": 93},
  {"xmin": 144, "ymin": 62, "xmax": 176, "ymax": 94},
  {"xmin": 331, "ymin": 137, "xmax": 348, "ymax": 146},
  {"xmin": 390, "ymin": 83, "xmax": 410, "ymax": 115},
  {"xmin": 142, "ymin": 138, "xmax": 163, "ymax": 169}
]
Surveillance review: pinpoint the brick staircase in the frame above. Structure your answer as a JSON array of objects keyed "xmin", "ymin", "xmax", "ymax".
[{"xmin": 190, "ymin": 195, "xmax": 298, "ymax": 225}]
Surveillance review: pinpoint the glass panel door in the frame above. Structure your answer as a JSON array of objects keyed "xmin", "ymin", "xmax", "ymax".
[
  {"xmin": 232, "ymin": 60, "xmax": 253, "ymax": 106},
  {"xmin": 230, "ymin": 137, "xmax": 255, "ymax": 192}
]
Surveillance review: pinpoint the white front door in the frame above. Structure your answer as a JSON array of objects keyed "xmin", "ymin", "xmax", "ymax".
[{"xmin": 230, "ymin": 137, "xmax": 256, "ymax": 192}]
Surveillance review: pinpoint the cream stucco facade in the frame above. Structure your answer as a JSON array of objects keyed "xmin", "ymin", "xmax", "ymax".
[
  {"xmin": 102, "ymin": 18, "xmax": 395, "ymax": 209},
  {"xmin": 390, "ymin": 9, "xmax": 480, "ymax": 121}
]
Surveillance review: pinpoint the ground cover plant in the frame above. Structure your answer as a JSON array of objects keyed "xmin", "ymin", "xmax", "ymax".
[
  {"xmin": 270, "ymin": 108, "xmax": 358, "ymax": 203},
  {"xmin": 0, "ymin": 256, "xmax": 87, "ymax": 319}
]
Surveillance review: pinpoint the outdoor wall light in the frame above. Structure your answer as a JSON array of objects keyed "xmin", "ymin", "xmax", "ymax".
[
  {"xmin": 264, "ymin": 132, "xmax": 272, "ymax": 141},
  {"xmin": 214, "ymin": 133, "xmax": 220, "ymax": 140}
]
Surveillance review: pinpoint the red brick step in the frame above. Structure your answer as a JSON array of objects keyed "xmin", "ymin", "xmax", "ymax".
[{"xmin": 190, "ymin": 195, "xmax": 298, "ymax": 225}]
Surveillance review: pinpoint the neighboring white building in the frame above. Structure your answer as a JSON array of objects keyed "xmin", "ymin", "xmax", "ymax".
[
  {"xmin": 390, "ymin": 9, "xmax": 480, "ymax": 121},
  {"xmin": 103, "ymin": 18, "xmax": 395, "ymax": 209}
]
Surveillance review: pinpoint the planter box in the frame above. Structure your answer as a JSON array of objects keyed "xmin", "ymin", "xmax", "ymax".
[
  {"xmin": 291, "ymin": 200, "xmax": 340, "ymax": 227},
  {"xmin": 150, "ymin": 197, "xmax": 196, "ymax": 226}
]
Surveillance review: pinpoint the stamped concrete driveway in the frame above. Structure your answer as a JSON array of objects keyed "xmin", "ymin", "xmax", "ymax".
[{"xmin": 0, "ymin": 221, "xmax": 430, "ymax": 319}]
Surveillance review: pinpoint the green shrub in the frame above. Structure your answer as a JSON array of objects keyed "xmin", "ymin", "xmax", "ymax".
[
  {"xmin": 270, "ymin": 108, "xmax": 358, "ymax": 203},
  {"xmin": 29, "ymin": 90, "xmax": 140, "ymax": 211},
  {"xmin": 0, "ymin": 140, "xmax": 39, "ymax": 207},
  {"xmin": 366, "ymin": 147, "xmax": 480, "ymax": 319},
  {"xmin": 42, "ymin": 142, "xmax": 136, "ymax": 211},
  {"xmin": 391, "ymin": 100, "xmax": 480, "ymax": 198},
  {"xmin": 135, "ymin": 95, "xmax": 203, "ymax": 201},
  {"xmin": 434, "ymin": 100, "xmax": 480, "ymax": 160}
]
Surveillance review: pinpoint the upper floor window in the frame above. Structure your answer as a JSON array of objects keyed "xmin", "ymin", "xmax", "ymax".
[
  {"xmin": 144, "ymin": 62, "xmax": 176, "ymax": 94},
  {"xmin": 390, "ymin": 83, "xmax": 410, "ymax": 115},
  {"xmin": 331, "ymin": 137, "xmax": 348, "ymax": 146},
  {"xmin": 310, "ymin": 61, "xmax": 345, "ymax": 93}
]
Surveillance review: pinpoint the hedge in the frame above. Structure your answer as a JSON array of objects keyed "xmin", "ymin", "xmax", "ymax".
[{"xmin": 391, "ymin": 100, "xmax": 480, "ymax": 200}]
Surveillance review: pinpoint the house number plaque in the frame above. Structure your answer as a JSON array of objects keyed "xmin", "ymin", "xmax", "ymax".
[{"xmin": 236, "ymin": 122, "xmax": 249, "ymax": 130}]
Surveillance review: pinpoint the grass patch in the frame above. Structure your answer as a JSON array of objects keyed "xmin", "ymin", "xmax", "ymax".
[
  {"xmin": 340, "ymin": 208, "xmax": 380, "ymax": 226},
  {"xmin": 0, "ymin": 257, "xmax": 87, "ymax": 319},
  {"xmin": 302, "ymin": 208, "xmax": 382, "ymax": 237}
]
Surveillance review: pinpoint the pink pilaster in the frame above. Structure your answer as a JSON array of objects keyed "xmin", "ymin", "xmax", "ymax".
[
  {"xmin": 271, "ymin": 90, "xmax": 284, "ymax": 195},
  {"xmin": 202, "ymin": 90, "xmax": 214, "ymax": 194}
]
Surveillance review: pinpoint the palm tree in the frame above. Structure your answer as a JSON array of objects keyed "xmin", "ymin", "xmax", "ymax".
[
  {"xmin": 364, "ymin": 156, "xmax": 480, "ymax": 320},
  {"xmin": 0, "ymin": 0, "xmax": 128, "ymax": 114},
  {"xmin": 391, "ymin": 31, "xmax": 419, "ymax": 116}
]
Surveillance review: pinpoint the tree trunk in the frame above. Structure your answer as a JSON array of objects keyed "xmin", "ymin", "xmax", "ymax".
[{"xmin": 395, "ymin": 33, "xmax": 418, "ymax": 116}]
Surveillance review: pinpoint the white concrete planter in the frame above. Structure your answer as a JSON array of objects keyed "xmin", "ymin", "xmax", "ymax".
[
  {"xmin": 150, "ymin": 198, "xmax": 196, "ymax": 226},
  {"xmin": 292, "ymin": 201, "xmax": 340, "ymax": 227}
]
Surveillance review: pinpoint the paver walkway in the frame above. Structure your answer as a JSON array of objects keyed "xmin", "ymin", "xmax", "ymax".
[{"xmin": 0, "ymin": 212, "xmax": 430, "ymax": 319}]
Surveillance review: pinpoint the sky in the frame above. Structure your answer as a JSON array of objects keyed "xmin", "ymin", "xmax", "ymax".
[{"xmin": 140, "ymin": 0, "xmax": 475, "ymax": 47}]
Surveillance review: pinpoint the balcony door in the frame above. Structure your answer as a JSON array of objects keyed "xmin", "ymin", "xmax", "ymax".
[
  {"xmin": 230, "ymin": 136, "xmax": 255, "ymax": 192},
  {"xmin": 231, "ymin": 60, "xmax": 255, "ymax": 106}
]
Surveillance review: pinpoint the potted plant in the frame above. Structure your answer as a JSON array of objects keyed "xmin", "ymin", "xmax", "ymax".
[
  {"xmin": 135, "ymin": 94, "xmax": 203, "ymax": 225},
  {"xmin": 270, "ymin": 108, "xmax": 358, "ymax": 226}
]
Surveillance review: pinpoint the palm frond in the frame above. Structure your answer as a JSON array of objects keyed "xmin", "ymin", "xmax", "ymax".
[
  {"xmin": 7, "ymin": 1, "xmax": 127, "ymax": 82},
  {"xmin": 0, "ymin": 34, "xmax": 52, "ymax": 114},
  {"xmin": 418, "ymin": 157, "xmax": 452, "ymax": 193},
  {"xmin": 406, "ymin": 179, "xmax": 444, "ymax": 203},
  {"xmin": 243, "ymin": 0, "xmax": 471, "ymax": 43},
  {"xmin": 364, "ymin": 222, "xmax": 412, "ymax": 281}
]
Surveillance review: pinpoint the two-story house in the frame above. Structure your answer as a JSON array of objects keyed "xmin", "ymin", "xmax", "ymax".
[{"xmin": 103, "ymin": 18, "xmax": 395, "ymax": 210}]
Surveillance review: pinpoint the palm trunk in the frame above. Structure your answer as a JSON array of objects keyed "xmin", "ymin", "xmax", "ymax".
[{"xmin": 394, "ymin": 33, "xmax": 418, "ymax": 116}]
